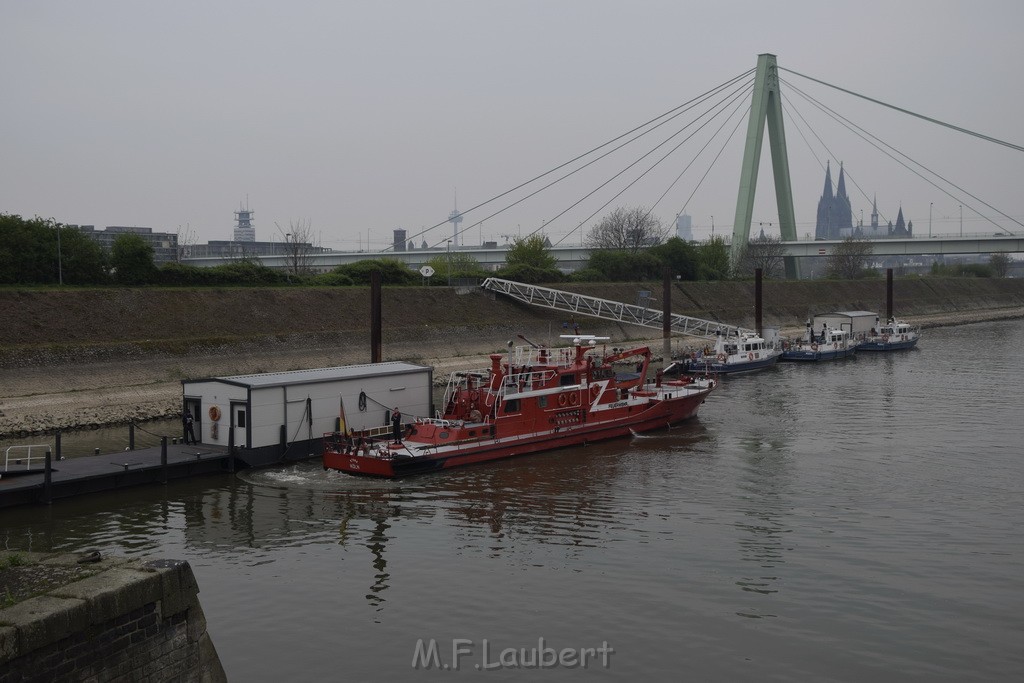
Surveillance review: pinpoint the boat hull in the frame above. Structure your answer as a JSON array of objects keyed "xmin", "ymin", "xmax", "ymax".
[
  {"xmin": 324, "ymin": 390, "xmax": 709, "ymax": 478},
  {"xmin": 780, "ymin": 346, "xmax": 857, "ymax": 362},
  {"xmin": 682, "ymin": 354, "xmax": 780, "ymax": 375},
  {"xmin": 858, "ymin": 338, "xmax": 919, "ymax": 352}
]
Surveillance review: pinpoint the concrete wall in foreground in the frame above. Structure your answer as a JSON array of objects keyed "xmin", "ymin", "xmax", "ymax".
[{"xmin": 0, "ymin": 553, "xmax": 225, "ymax": 683}]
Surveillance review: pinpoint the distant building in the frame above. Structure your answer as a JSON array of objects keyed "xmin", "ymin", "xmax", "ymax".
[
  {"xmin": 184, "ymin": 240, "xmax": 329, "ymax": 259},
  {"xmin": 234, "ymin": 205, "xmax": 255, "ymax": 242},
  {"xmin": 73, "ymin": 225, "xmax": 179, "ymax": 264},
  {"xmin": 815, "ymin": 161, "xmax": 853, "ymax": 240},
  {"xmin": 675, "ymin": 213, "xmax": 693, "ymax": 241},
  {"xmin": 815, "ymin": 163, "xmax": 913, "ymax": 241},
  {"xmin": 393, "ymin": 228, "xmax": 407, "ymax": 252}
]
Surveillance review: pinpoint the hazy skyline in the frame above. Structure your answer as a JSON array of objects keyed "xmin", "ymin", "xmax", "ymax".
[{"xmin": 3, "ymin": 1, "xmax": 1022, "ymax": 251}]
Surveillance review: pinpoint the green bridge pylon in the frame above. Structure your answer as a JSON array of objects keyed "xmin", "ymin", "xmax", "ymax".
[{"xmin": 731, "ymin": 53, "xmax": 799, "ymax": 278}]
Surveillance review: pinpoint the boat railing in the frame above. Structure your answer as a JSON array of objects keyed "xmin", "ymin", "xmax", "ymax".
[{"xmin": 3, "ymin": 444, "xmax": 51, "ymax": 472}]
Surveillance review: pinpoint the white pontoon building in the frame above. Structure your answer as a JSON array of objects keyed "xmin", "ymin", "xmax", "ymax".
[{"xmin": 181, "ymin": 361, "xmax": 432, "ymax": 467}]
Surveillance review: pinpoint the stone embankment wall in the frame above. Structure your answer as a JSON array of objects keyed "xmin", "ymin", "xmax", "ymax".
[
  {"xmin": 1, "ymin": 278, "xmax": 1023, "ymax": 366},
  {"xmin": 0, "ymin": 552, "xmax": 225, "ymax": 683}
]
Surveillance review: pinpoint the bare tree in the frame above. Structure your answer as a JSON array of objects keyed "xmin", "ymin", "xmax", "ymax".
[
  {"xmin": 175, "ymin": 223, "xmax": 199, "ymax": 261},
  {"xmin": 734, "ymin": 234, "xmax": 786, "ymax": 279},
  {"xmin": 990, "ymin": 252, "xmax": 1011, "ymax": 278},
  {"xmin": 825, "ymin": 237, "xmax": 874, "ymax": 279},
  {"xmin": 585, "ymin": 207, "xmax": 669, "ymax": 253},
  {"xmin": 276, "ymin": 219, "xmax": 318, "ymax": 275}
]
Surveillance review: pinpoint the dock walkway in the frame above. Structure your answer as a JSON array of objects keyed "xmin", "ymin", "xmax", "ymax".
[{"xmin": 0, "ymin": 442, "xmax": 232, "ymax": 508}]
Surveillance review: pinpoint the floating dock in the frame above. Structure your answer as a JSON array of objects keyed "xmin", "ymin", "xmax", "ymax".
[{"xmin": 0, "ymin": 442, "xmax": 232, "ymax": 509}]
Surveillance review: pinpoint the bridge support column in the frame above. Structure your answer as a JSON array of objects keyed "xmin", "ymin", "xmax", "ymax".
[{"xmin": 732, "ymin": 53, "xmax": 799, "ymax": 279}]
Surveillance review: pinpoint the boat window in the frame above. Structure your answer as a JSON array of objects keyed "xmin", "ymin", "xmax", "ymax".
[
  {"xmin": 559, "ymin": 373, "xmax": 577, "ymax": 387},
  {"xmin": 439, "ymin": 431, "xmax": 449, "ymax": 440},
  {"xmin": 503, "ymin": 399, "xmax": 520, "ymax": 413},
  {"xmin": 538, "ymin": 396, "xmax": 548, "ymax": 408}
]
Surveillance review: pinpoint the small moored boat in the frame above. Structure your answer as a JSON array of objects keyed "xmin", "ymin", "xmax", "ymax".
[
  {"xmin": 781, "ymin": 321, "xmax": 859, "ymax": 361},
  {"xmin": 672, "ymin": 329, "xmax": 782, "ymax": 375},
  {"xmin": 859, "ymin": 317, "xmax": 920, "ymax": 351}
]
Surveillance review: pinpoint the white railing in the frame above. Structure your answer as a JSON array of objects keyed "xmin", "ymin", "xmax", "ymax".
[
  {"xmin": 481, "ymin": 278, "xmax": 752, "ymax": 339},
  {"xmin": 3, "ymin": 445, "xmax": 52, "ymax": 472}
]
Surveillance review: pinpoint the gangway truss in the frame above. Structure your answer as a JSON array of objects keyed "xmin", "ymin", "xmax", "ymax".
[{"xmin": 480, "ymin": 278, "xmax": 752, "ymax": 340}]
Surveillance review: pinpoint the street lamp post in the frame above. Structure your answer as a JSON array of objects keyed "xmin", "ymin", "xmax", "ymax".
[
  {"xmin": 447, "ymin": 240, "xmax": 452, "ymax": 286},
  {"xmin": 929, "ymin": 202, "xmax": 933, "ymax": 238}
]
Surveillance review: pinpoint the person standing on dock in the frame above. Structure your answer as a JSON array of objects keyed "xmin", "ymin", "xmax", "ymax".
[
  {"xmin": 391, "ymin": 407, "xmax": 403, "ymax": 445},
  {"xmin": 183, "ymin": 409, "xmax": 197, "ymax": 445}
]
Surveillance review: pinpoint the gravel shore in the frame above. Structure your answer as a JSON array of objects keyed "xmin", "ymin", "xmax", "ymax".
[{"xmin": 1, "ymin": 307, "xmax": 1021, "ymax": 439}]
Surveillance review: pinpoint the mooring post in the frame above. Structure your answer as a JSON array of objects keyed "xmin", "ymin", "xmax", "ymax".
[
  {"xmin": 42, "ymin": 451, "xmax": 52, "ymax": 505},
  {"xmin": 755, "ymin": 268, "xmax": 764, "ymax": 336},
  {"xmin": 55, "ymin": 430, "xmax": 62, "ymax": 461},
  {"xmin": 370, "ymin": 269, "xmax": 382, "ymax": 363},
  {"xmin": 662, "ymin": 268, "xmax": 672, "ymax": 368},
  {"xmin": 886, "ymin": 268, "xmax": 894, "ymax": 320},
  {"xmin": 129, "ymin": 423, "xmax": 135, "ymax": 451},
  {"xmin": 160, "ymin": 436, "xmax": 168, "ymax": 483}
]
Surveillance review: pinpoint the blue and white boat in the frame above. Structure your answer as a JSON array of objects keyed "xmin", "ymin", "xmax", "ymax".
[
  {"xmin": 781, "ymin": 322, "xmax": 858, "ymax": 362},
  {"xmin": 858, "ymin": 317, "xmax": 920, "ymax": 351},
  {"xmin": 672, "ymin": 328, "xmax": 782, "ymax": 375}
]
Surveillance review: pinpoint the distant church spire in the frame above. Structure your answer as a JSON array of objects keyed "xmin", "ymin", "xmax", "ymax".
[{"xmin": 815, "ymin": 160, "xmax": 852, "ymax": 240}]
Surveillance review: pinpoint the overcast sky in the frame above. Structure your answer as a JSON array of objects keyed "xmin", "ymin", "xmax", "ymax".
[{"xmin": 3, "ymin": 0, "xmax": 1022, "ymax": 251}]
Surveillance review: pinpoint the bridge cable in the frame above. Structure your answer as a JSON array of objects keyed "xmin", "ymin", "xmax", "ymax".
[
  {"xmin": 426, "ymin": 71, "xmax": 756, "ymax": 251},
  {"xmin": 386, "ymin": 68, "xmax": 756, "ymax": 252},
  {"xmin": 779, "ymin": 67, "xmax": 1024, "ymax": 154},
  {"xmin": 778, "ymin": 98, "xmax": 860, "ymax": 230},
  {"xmin": 659, "ymin": 98, "xmax": 749, "ymax": 232},
  {"xmin": 779, "ymin": 91, "xmax": 890, "ymax": 227},
  {"xmin": 424, "ymin": 76, "xmax": 755, "ymax": 251},
  {"xmin": 551, "ymin": 87, "xmax": 752, "ymax": 247},
  {"xmin": 782, "ymin": 78, "xmax": 1022, "ymax": 234},
  {"xmin": 524, "ymin": 79, "xmax": 753, "ymax": 246}
]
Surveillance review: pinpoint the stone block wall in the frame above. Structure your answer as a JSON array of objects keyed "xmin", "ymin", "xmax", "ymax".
[{"xmin": 0, "ymin": 553, "xmax": 225, "ymax": 683}]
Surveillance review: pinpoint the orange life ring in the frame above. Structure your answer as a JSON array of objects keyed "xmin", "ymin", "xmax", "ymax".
[
  {"xmin": 569, "ymin": 392, "xmax": 579, "ymax": 406},
  {"xmin": 208, "ymin": 405, "xmax": 222, "ymax": 422},
  {"xmin": 558, "ymin": 393, "xmax": 567, "ymax": 407},
  {"xmin": 590, "ymin": 384, "xmax": 600, "ymax": 399},
  {"xmin": 882, "ymin": 334, "xmax": 890, "ymax": 342},
  {"xmin": 747, "ymin": 352, "xmax": 754, "ymax": 361},
  {"xmin": 811, "ymin": 343, "xmax": 818, "ymax": 351},
  {"xmin": 716, "ymin": 353, "xmax": 726, "ymax": 362},
  {"xmin": 833, "ymin": 342, "xmax": 838, "ymax": 350}
]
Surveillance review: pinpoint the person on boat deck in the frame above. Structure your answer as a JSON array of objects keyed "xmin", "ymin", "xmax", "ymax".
[
  {"xmin": 391, "ymin": 408, "xmax": 403, "ymax": 444},
  {"xmin": 183, "ymin": 409, "xmax": 197, "ymax": 445}
]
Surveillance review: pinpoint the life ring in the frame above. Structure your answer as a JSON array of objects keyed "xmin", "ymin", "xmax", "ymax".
[
  {"xmin": 833, "ymin": 342, "xmax": 838, "ymax": 350},
  {"xmin": 558, "ymin": 393, "xmax": 567, "ymax": 407},
  {"xmin": 470, "ymin": 391, "xmax": 479, "ymax": 401},
  {"xmin": 811, "ymin": 343, "xmax": 818, "ymax": 351},
  {"xmin": 590, "ymin": 384, "xmax": 600, "ymax": 399},
  {"xmin": 747, "ymin": 352, "xmax": 754, "ymax": 361},
  {"xmin": 716, "ymin": 353, "xmax": 726, "ymax": 362},
  {"xmin": 208, "ymin": 405, "xmax": 221, "ymax": 422},
  {"xmin": 882, "ymin": 334, "xmax": 890, "ymax": 342},
  {"xmin": 569, "ymin": 392, "xmax": 579, "ymax": 406}
]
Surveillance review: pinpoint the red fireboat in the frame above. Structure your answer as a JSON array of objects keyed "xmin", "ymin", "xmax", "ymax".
[{"xmin": 323, "ymin": 335, "xmax": 715, "ymax": 478}]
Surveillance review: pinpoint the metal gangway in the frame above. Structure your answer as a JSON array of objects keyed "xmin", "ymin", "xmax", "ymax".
[{"xmin": 480, "ymin": 278, "xmax": 752, "ymax": 340}]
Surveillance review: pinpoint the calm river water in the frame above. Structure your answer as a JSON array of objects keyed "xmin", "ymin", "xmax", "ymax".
[{"xmin": 3, "ymin": 320, "xmax": 1023, "ymax": 681}]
